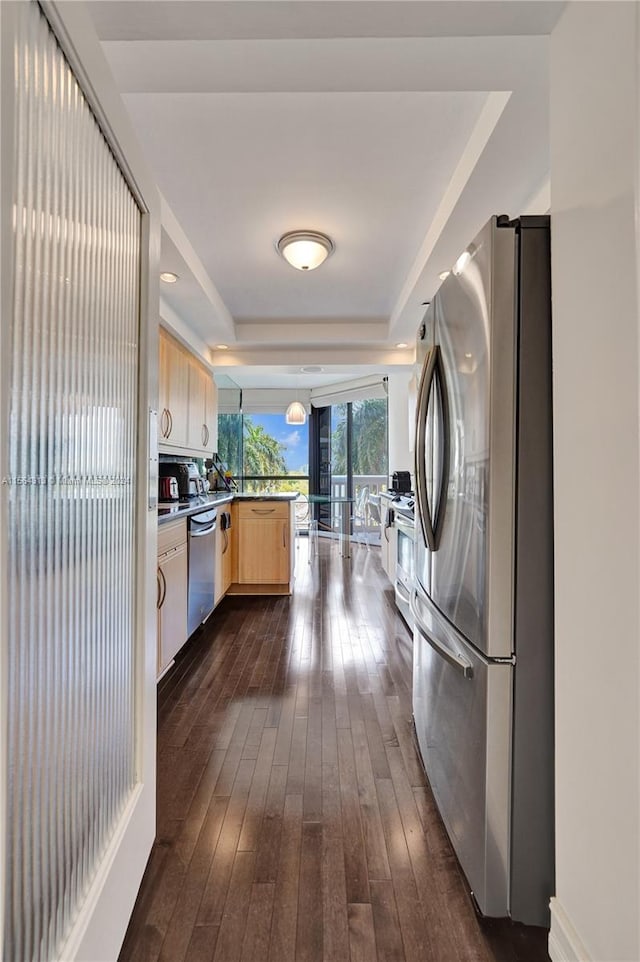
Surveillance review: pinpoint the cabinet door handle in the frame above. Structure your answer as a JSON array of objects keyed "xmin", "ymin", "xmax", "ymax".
[
  {"xmin": 283, "ymin": 523, "xmax": 286, "ymax": 548},
  {"xmin": 252, "ymin": 507, "xmax": 275, "ymax": 515},
  {"xmin": 166, "ymin": 409, "xmax": 173, "ymax": 438},
  {"xmin": 160, "ymin": 408, "xmax": 168, "ymax": 438},
  {"xmin": 222, "ymin": 528, "xmax": 229, "ymax": 554},
  {"xmin": 205, "ymin": 425, "xmax": 210, "ymax": 447},
  {"xmin": 202, "ymin": 423, "xmax": 206, "ymax": 447},
  {"xmin": 157, "ymin": 567, "xmax": 167, "ymax": 609}
]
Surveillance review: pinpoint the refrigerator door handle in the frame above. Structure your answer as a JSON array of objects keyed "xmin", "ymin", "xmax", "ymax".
[
  {"xmin": 432, "ymin": 348, "xmax": 450, "ymax": 551},
  {"xmin": 411, "ymin": 588, "xmax": 474, "ymax": 678},
  {"xmin": 415, "ymin": 347, "xmax": 438, "ymax": 550}
]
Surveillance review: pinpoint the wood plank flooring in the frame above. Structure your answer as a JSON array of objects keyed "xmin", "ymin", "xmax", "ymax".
[{"xmin": 119, "ymin": 539, "xmax": 551, "ymax": 962}]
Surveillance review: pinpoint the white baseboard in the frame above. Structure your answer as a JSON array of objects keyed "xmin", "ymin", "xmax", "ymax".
[
  {"xmin": 56, "ymin": 782, "xmax": 154, "ymax": 962},
  {"xmin": 549, "ymin": 898, "xmax": 592, "ymax": 962}
]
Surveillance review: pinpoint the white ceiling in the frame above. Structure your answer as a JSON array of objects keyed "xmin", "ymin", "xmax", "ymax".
[{"xmin": 88, "ymin": 0, "xmax": 564, "ymax": 389}]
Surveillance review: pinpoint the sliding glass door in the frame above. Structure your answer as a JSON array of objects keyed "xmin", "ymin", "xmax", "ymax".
[{"xmin": 311, "ymin": 398, "xmax": 388, "ymax": 544}]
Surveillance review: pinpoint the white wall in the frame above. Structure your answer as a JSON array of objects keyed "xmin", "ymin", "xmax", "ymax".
[
  {"xmin": 549, "ymin": 4, "xmax": 640, "ymax": 960},
  {"xmin": 387, "ymin": 372, "xmax": 414, "ymax": 481}
]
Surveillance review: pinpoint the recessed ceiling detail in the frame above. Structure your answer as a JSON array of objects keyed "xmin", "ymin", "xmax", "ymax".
[{"xmin": 90, "ymin": 1, "xmax": 559, "ymax": 365}]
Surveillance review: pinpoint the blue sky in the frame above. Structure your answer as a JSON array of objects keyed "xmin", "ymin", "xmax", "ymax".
[{"xmin": 252, "ymin": 414, "xmax": 309, "ymax": 472}]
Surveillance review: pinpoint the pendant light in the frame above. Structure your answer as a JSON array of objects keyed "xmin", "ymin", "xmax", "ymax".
[
  {"xmin": 286, "ymin": 372, "xmax": 307, "ymax": 425},
  {"xmin": 285, "ymin": 400, "xmax": 307, "ymax": 425}
]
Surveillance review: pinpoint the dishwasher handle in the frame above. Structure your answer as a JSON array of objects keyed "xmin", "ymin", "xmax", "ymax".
[{"xmin": 190, "ymin": 521, "xmax": 217, "ymax": 537}]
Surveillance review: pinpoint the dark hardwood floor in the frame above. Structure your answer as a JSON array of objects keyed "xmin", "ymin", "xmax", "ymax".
[{"xmin": 119, "ymin": 539, "xmax": 551, "ymax": 962}]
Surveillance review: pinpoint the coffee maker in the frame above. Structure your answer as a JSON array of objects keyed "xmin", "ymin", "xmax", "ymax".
[{"xmin": 390, "ymin": 470, "xmax": 412, "ymax": 494}]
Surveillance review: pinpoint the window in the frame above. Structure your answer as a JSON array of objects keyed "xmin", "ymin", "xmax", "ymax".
[{"xmin": 217, "ymin": 412, "xmax": 309, "ymax": 496}]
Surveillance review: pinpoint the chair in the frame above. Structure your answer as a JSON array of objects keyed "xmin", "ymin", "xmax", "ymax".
[
  {"xmin": 294, "ymin": 493, "xmax": 310, "ymax": 554},
  {"xmin": 307, "ymin": 495, "xmax": 347, "ymax": 561},
  {"xmin": 353, "ymin": 485, "xmax": 371, "ymax": 547},
  {"xmin": 353, "ymin": 487, "xmax": 383, "ymax": 548},
  {"xmin": 367, "ymin": 493, "xmax": 382, "ymax": 542},
  {"xmin": 294, "ymin": 493, "xmax": 310, "ymax": 533}
]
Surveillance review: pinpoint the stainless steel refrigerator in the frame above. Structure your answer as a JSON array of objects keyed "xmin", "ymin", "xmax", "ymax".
[{"xmin": 411, "ymin": 215, "xmax": 554, "ymax": 927}]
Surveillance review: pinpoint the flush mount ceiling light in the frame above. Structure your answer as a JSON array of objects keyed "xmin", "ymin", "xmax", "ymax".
[
  {"xmin": 160, "ymin": 271, "xmax": 179, "ymax": 284},
  {"xmin": 215, "ymin": 344, "xmax": 229, "ymax": 350},
  {"xmin": 285, "ymin": 400, "xmax": 307, "ymax": 425},
  {"xmin": 301, "ymin": 365, "xmax": 324, "ymax": 373},
  {"xmin": 277, "ymin": 231, "xmax": 334, "ymax": 271},
  {"xmin": 395, "ymin": 342, "xmax": 408, "ymax": 349}
]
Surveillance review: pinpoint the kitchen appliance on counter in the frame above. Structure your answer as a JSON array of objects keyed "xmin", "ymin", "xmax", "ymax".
[
  {"xmin": 160, "ymin": 460, "xmax": 205, "ymax": 499},
  {"xmin": 412, "ymin": 215, "xmax": 553, "ymax": 926},
  {"xmin": 158, "ymin": 475, "xmax": 179, "ymax": 503},
  {"xmin": 390, "ymin": 470, "xmax": 412, "ymax": 493},
  {"xmin": 187, "ymin": 507, "xmax": 217, "ymax": 636},
  {"xmin": 206, "ymin": 453, "xmax": 237, "ymax": 492}
]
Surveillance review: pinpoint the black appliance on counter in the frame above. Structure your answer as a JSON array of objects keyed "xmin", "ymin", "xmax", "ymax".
[{"xmin": 390, "ymin": 470, "xmax": 412, "ymax": 493}]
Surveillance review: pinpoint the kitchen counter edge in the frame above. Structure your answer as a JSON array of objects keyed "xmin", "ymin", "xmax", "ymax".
[{"xmin": 157, "ymin": 491, "xmax": 299, "ymax": 526}]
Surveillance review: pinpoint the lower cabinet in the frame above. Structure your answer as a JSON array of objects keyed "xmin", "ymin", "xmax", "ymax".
[
  {"xmin": 157, "ymin": 519, "xmax": 188, "ymax": 677},
  {"xmin": 157, "ymin": 502, "xmax": 295, "ymax": 649},
  {"xmin": 215, "ymin": 514, "xmax": 233, "ymax": 604},
  {"xmin": 230, "ymin": 500, "xmax": 295, "ymax": 594},
  {"xmin": 381, "ymin": 520, "xmax": 397, "ymax": 584}
]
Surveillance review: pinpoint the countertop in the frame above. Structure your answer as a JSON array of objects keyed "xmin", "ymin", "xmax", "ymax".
[{"xmin": 157, "ymin": 490, "xmax": 298, "ymax": 525}]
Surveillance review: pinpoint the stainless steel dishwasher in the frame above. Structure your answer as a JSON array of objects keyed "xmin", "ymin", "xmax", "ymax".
[{"xmin": 187, "ymin": 507, "xmax": 217, "ymax": 636}]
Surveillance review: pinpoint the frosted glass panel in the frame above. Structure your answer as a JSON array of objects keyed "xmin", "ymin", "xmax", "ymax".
[{"xmin": 4, "ymin": 3, "xmax": 141, "ymax": 959}]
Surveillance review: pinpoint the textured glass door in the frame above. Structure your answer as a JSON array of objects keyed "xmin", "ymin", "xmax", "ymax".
[{"xmin": 3, "ymin": 4, "xmax": 141, "ymax": 959}]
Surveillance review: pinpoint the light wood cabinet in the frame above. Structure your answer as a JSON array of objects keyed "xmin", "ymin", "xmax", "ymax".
[
  {"xmin": 159, "ymin": 332, "xmax": 189, "ymax": 447},
  {"xmin": 205, "ymin": 374, "xmax": 218, "ymax": 453},
  {"xmin": 214, "ymin": 514, "xmax": 233, "ymax": 604},
  {"xmin": 157, "ymin": 519, "xmax": 188, "ymax": 676},
  {"xmin": 229, "ymin": 500, "xmax": 295, "ymax": 594},
  {"xmin": 238, "ymin": 519, "xmax": 290, "ymax": 583},
  {"xmin": 159, "ymin": 328, "xmax": 217, "ymax": 457},
  {"xmin": 187, "ymin": 359, "xmax": 207, "ymax": 451}
]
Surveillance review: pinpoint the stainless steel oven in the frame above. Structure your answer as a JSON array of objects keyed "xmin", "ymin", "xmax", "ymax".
[{"xmin": 395, "ymin": 512, "xmax": 415, "ymax": 628}]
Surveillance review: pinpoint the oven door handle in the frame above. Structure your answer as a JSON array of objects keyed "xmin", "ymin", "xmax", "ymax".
[
  {"xmin": 394, "ymin": 519, "xmax": 415, "ymax": 540},
  {"xmin": 395, "ymin": 580, "xmax": 411, "ymax": 605}
]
